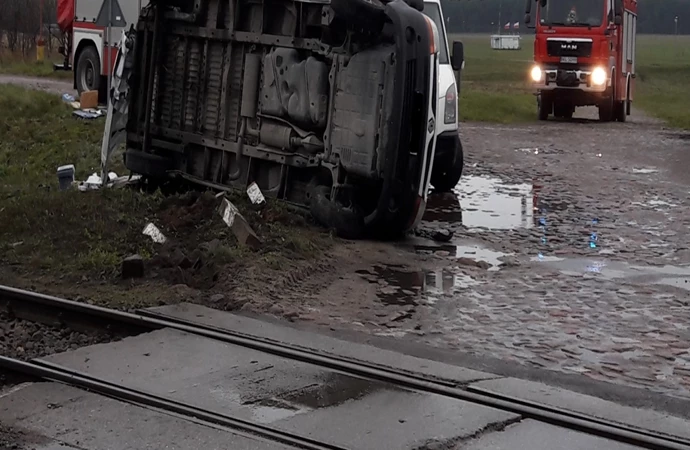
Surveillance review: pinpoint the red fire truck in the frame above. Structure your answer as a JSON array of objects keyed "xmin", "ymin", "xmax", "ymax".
[
  {"xmin": 525, "ymin": 0, "xmax": 637, "ymax": 122},
  {"xmin": 56, "ymin": 0, "xmax": 144, "ymax": 96}
]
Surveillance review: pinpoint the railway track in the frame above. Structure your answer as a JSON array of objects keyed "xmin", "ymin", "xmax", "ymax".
[{"xmin": 1, "ymin": 284, "xmax": 689, "ymax": 450}]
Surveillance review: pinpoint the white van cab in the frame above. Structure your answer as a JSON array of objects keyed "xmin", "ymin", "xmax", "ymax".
[{"xmin": 424, "ymin": 0, "xmax": 465, "ymax": 192}]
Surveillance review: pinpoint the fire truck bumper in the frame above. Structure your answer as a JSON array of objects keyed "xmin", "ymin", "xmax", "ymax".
[{"xmin": 531, "ymin": 66, "xmax": 608, "ymax": 93}]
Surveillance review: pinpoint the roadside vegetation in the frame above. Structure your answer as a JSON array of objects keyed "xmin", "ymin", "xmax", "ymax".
[
  {"xmin": 452, "ymin": 33, "xmax": 690, "ymax": 128},
  {"xmin": 0, "ymin": 84, "xmax": 333, "ymax": 311}
]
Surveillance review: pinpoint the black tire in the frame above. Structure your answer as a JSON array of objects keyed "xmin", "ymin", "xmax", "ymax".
[
  {"xmin": 598, "ymin": 87, "xmax": 615, "ymax": 122},
  {"xmin": 330, "ymin": 0, "xmax": 384, "ymax": 26},
  {"xmin": 431, "ymin": 138, "xmax": 464, "ymax": 192},
  {"xmin": 615, "ymin": 100, "xmax": 627, "ymax": 122},
  {"xmin": 75, "ymin": 45, "xmax": 101, "ymax": 96},
  {"xmin": 538, "ymin": 94, "xmax": 551, "ymax": 121}
]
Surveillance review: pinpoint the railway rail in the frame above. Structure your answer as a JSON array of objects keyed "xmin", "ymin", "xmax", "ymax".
[{"xmin": 1, "ymin": 284, "xmax": 689, "ymax": 450}]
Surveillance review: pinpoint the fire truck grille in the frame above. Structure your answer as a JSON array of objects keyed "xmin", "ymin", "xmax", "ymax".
[{"xmin": 547, "ymin": 40, "xmax": 592, "ymax": 58}]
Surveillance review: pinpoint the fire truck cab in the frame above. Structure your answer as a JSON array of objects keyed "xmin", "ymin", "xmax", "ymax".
[
  {"xmin": 57, "ymin": 0, "xmax": 145, "ymax": 96},
  {"xmin": 525, "ymin": 0, "xmax": 637, "ymax": 122}
]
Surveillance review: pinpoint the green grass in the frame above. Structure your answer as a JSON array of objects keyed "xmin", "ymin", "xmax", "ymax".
[
  {"xmin": 450, "ymin": 33, "xmax": 690, "ymax": 128},
  {"xmin": 0, "ymin": 51, "xmax": 72, "ymax": 80},
  {"xmin": 0, "ymin": 84, "xmax": 332, "ymax": 309},
  {"xmin": 633, "ymin": 35, "xmax": 690, "ymax": 129},
  {"xmin": 452, "ymin": 34, "xmax": 536, "ymax": 124}
]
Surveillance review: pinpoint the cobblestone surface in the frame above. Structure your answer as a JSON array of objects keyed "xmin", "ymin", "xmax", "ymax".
[{"xmin": 273, "ymin": 109, "xmax": 690, "ymax": 400}]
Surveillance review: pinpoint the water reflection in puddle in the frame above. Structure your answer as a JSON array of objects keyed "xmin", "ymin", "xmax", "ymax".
[
  {"xmin": 356, "ymin": 265, "xmax": 481, "ymax": 306},
  {"xmin": 424, "ymin": 175, "xmax": 535, "ymax": 230},
  {"xmin": 532, "ymin": 256, "xmax": 690, "ymax": 291},
  {"xmin": 414, "ymin": 243, "xmax": 509, "ymax": 272},
  {"xmin": 245, "ymin": 373, "xmax": 396, "ymax": 423}
]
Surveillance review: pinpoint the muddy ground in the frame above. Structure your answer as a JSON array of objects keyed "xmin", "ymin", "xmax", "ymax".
[
  {"xmin": 246, "ymin": 107, "xmax": 690, "ymax": 401},
  {"xmin": 2, "ymin": 76, "xmax": 690, "ymax": 405}
]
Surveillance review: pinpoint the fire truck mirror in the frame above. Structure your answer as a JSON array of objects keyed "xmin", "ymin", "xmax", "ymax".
[
  {"xmin": 524, "ymin": 13, "xmax": 531, "ymax": 25},
  {"xmin": 451, "ymin": 41, "xmax": 464, "ymax": 72},
  {"xmin": 614, "ymin": 14, "xmax": 622, "ymax": 25}
]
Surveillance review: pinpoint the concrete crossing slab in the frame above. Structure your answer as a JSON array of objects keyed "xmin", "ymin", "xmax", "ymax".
[{"xmin": 41, "ymin": 328, "xmax": 518, "ymax": 449}]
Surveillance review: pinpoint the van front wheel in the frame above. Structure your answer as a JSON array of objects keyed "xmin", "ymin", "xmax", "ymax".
[{"xmin": 431, "ymin": 132, "xmax": 464, "ymax": 193}]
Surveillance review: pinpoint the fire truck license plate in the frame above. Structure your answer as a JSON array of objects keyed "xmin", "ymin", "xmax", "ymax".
[{"xmin": 560, "ymin": 56, "xmax": 578, "ymax": 64}]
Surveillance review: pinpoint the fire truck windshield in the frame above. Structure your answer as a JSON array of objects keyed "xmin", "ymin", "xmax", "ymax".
[{"xmin": 539, "ymin": 0, "xmax": 605, "ymax": 28}]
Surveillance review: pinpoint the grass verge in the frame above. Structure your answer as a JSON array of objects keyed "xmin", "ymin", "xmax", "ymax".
[
  {"xmin": 0, "ymin": 51, "xmax": 72, "ymax": 80},
  {"xmin": 0, "ymin": 84, "xmax": 333, "ymax": 311}
]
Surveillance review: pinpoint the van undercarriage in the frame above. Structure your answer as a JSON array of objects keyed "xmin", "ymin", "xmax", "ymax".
[{"xmin": 123, "ymin": 0, "xmax": 437, "ymax": 238}]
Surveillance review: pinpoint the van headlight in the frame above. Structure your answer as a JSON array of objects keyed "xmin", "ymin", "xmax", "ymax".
[
  {"xmin": 530, "ymin": 66, "xmax": 542, "ymax": 82},
  {"xmin": 591, "ymin": 67, "xmax": 607, "ymax": 86},
  {"xmin": 444, "ymin": 84, "xmax": 457, "ymax": 124}
]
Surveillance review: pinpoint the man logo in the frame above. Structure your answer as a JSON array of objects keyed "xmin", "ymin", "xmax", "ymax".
[{"xmin": 561, "ymin": 43, "xmax": 578, "ymax": 50}]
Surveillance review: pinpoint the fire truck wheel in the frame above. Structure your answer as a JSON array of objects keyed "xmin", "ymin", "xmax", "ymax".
[
  {"xmin": 615, "ymin": 101, "xmax": 627, "ymax": 123},
  {"xmin": 598, "ymin": 95, "xmax": 615, "ymax": 122},
  {"xmin": 75, "ymin": 46, "xmax": 101, "ymax": 96},
  {"xmin": 537, "ymin": 95, "xmax": 551, "ymax": 121}
]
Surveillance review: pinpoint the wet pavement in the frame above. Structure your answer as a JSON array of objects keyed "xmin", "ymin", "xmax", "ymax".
[{"xmin": 274, "ymin": 112, "xmax": 690, "ymax": 402}]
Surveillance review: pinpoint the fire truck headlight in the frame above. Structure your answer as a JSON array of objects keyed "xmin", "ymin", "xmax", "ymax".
[
  {"xmin": 530, "ymin": 66, "xmax": 543, "ymax": 82},
  {"xmin": 591, "ymin": 67, "xmax": 607, "ymax": 86}
]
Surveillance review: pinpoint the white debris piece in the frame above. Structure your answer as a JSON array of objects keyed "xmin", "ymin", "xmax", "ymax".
[
  {"xmin": 77, "ymin": 173, "xmax": 103, "ymax": 191},
  {"xmin": 247, "ymin": 182, "xmax": 266, "ymax": 205},
  {"xmin": 219, "ymin": 198, "xmax": 262, "ymax": 249},
  {"xmin": 220, "ymin": 198, "xmax": 240, "ymax": 227},
  {"xmin": 142, "ymin": 223, "xmax": 167, "ymax": 244}
]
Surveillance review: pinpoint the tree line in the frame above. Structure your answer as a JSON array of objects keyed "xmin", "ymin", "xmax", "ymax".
[
  {"xmin": 442, "ymin": 0, "xmax": 690, "ymax": 35},
  {"xmin": 0, "ymin": 0, "xmax": 59, "ymax": 56}
]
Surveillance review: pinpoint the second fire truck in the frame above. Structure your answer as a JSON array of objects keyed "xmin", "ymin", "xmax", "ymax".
[{"xmin": 525, "ymin": 0, "xmax": 638, "ymax": 122}]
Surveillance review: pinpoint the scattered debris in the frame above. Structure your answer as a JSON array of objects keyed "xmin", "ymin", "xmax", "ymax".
[
  {"xmin": 142, "ymin": 223, "xmax": 167, "ymax": 244},
  {"xmin": 121, "ymin": 254, "xmax": 145, "ymax": 279},
  {"xmin": 57, "ymin": 164, "xmax": 75, "ymax": 191},
  {"xmin": 73, "ymin": 109, "xmax": 105, "ymax": 120},
  {"xmin": 61, "ymin": 93, "xmax": 75, "ymax": 103},
  {"xmin": 247, "ymin": 182, "xmax": 266, "ymax": 206},
  {"xmin": 80, "ymin": 90, "xmax": 99, "ymax": 109},
  {"xmin": 75, "ymin": 171, "xmax": 141, "ymax": 191},
  {"xmin": 431, "ymin": 228, "xmax": 454, "ymax": 242},
  {"xmin": 219, "ymin": 198, "xmax": 262, "ymax": 250},
  {"xmin": 633, "ymin": 168, "xmax": 659, "ymax": 174}
]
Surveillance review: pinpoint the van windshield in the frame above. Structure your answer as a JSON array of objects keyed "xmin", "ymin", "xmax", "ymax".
[{"xmin": 424, "ymin": 2, "xmax": 449, "ymax": 64}]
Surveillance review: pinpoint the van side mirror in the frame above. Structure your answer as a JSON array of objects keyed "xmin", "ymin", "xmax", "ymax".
[
  {"xmin": 451, "ymin": 41, "xmax": 464, "ymax": 71},
  {"xmin": 540, "ymin": 0, "xmax": 547, "ymax": 7},
  {"xmin": 614, "ymin": 14, "xmax": 622, "ymax": 25}
]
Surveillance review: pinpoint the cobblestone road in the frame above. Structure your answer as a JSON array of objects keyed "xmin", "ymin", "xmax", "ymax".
[{"xmin": 269, "ymin": 108, "xmax": 690, "ymax": 401}]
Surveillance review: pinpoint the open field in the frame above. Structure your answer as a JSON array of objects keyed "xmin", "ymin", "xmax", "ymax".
[{"xmin": 451, "ymin": 33, "xmax": 690, "ymax": 128}]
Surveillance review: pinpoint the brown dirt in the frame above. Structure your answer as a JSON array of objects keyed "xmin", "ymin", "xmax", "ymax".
[{"xmin": 1, "ymin": 188, "xmax": 334, "ymax": 315}]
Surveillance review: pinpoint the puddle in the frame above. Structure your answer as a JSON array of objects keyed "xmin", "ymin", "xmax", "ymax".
[
  {"xmin": 531, "ymin": 256, "xmax": 690, "ymax": 291},
  {"xmin": 425, "ymin": 175, "xmax": 535, "ymax": 230},
  {"xmin": 414, "ymin": 243, "xmax": 509, "ymax": 272},
  {"xmin": 244, "ymin": 373, "xmax": 395, "ymax": 423},
  {"xmin": 633, "ymin": 168, "xmax": 659, "ymax": 174},
  {"xmin": 357, "ymin": 264, "xmax": 481, "ymax": 306}
]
